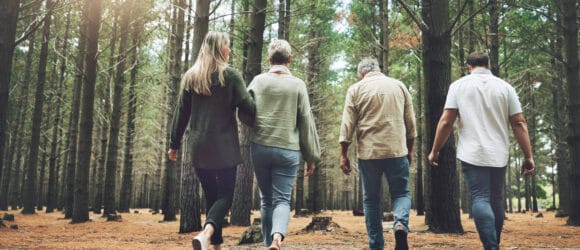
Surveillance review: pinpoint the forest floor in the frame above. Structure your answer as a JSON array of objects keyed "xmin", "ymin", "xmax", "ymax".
[{"xmin": 1, "ymin": 208, "xmax": 579, "ymax": 249}]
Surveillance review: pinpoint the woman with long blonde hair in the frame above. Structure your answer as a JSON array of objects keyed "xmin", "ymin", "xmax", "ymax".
[{"xmin": 168, "ymin": 31, "xmax": 255, "ymax": 250}]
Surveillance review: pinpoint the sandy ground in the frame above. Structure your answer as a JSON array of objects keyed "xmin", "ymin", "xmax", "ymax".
[{"xmin": 1, "ymin": 208, "xmax": 579, "ymax": 249}]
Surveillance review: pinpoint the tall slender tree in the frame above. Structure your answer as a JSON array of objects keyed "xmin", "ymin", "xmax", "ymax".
[
  {"xmin": 179, "ymin": 0, "xmax": 205, "ymax": 233},
  {"xmin": 0, "ymin": 0, "xmax": 21, "ymax": 187},
  {"xmin": 396, "ymin": 0, "xmax": 464, "ymax": 233},
  {"xmin": 561, "ymin": 0, "xmax": 580, "ymax": 226},
  {"xmin": 0, "ymin": 0, "xmax": 29, "ymax": 211},
  {"xmin": 22, "ymin": 0, "xmax": 54, "ymax": 215},
  {"xmin": 161, "ymin": 0, "xmax": 185, "ymax": 222},
  {"xmin": 551, "ymin": 2, "xmax": 570, "ymax": 217},
  {"xmin": 231, "ymin": 0, "xmax": 267, "ymax": 227},
  {"xmin": 72, "ymin": 0, "xmax": 105, "ymax": 223},
  {"xmin": 47, "ymin": 5, "xmax": 71, "ymax": 213},
  {"xmin": 103, "ymin": 0, "xmax": 132, "ymax": 216},
  {"xmin": 64, "ymin": 0, "xmax": 88, "ymax": 219},
  {"xmin": 93, "ymin": 5, "xmax": 118, "ymax": 214},
  {"xmin": 118, "ymin": 0, "xmax": 143, "ymax": 212}
]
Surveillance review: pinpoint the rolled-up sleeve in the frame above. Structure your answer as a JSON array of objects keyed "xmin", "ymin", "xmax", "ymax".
[
  {"xmin": 403, "ymin": 86, "xmax": 417, "ymax": 139},
  {"xmin": 339, "ymin": 87, "xmax": 357, "ymax": 144},
  {"xmin": 297, "ymin": 83, "xmax": 321, "ymax": 163},
  {"xmin": 169, "ymin": 89, "xmax": 192, "ymax": 150}
]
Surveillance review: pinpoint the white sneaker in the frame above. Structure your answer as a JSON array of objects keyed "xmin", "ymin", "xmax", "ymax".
[{"xmin": 192, "ymin": 234, "xmax": 208, "ymax": 250}]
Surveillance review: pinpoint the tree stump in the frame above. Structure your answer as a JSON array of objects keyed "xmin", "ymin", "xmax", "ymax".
[
  {"xmin": 536, "ymin": 212, "xmax": 544, "ymax": 218},
  {"xmin": 238, "ymin": 225, "xmax": 263, "ymax": 245},
  {"xmin": 3, "ymin": 213, "xmax": 15, "ymax": 221},
  {"xmin": 10, "ymin": 224, "xmax": 18, "ymax": 230},
  {"xmin": 0, "ymin": 219, "xmax": 5, "ymax": 227},
  {"xmin": 303, "ymin": 217, "xmax": 340, "ymax": 232}
]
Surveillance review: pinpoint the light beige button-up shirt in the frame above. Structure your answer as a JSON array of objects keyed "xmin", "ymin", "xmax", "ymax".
[{"xmin": 339, "ymin": 71, "xmax": 416, "ymax": 159}]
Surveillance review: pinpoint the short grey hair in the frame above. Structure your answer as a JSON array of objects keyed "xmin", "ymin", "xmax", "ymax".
[
  {"xmin": 268, "ymin": 39, "xmax": 291, "ymax": 64},
  {"xmin": 357, "ymin": 57, "xmax": 380, "ymax": 75}
]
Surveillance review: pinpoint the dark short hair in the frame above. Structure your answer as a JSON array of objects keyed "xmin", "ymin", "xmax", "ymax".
[
  {"xmin": 466, "ymin": 52, "xmax": 490, "ymax": 67},
  {"xmin": 270, "ymin": 51, "xmax": 290, "ymax": 65}
]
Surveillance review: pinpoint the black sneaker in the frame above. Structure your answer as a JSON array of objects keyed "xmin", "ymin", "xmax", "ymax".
[{"xmin": 394, "ymin": 229, "xmax": 408, "ymax": 250}]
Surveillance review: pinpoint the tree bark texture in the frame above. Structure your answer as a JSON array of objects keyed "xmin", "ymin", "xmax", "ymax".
[
  {"xmin": 421, "ymin": 0, "xmax": 463, "ymax": 233},
  {"xmin": 47, "ymin": 5, "xmax": 71, "ymax": 213},
  {"xmin": 0, "ymin": 0, "xmax": 21, "ymax": 194},
  {"xmin": 561, "ymin": 0, "xmax": 580, "ymax": 226},
  {"xmin": 119, "ymin": 0, "xmax": 143, "ymax": 213},
  {"xmin": 103, "ymin": 0, "xmax": 132, "ymax": 216},
  {"xmin": 231, "ymin": 0, "xmax": 267, "ymax": 227},
  {"xmin": 64, "ymin": 0, "xmax": 88, "ymax": 218},
  {"xmin": 23, "ymin": 0, "xmax": 54, "ymax": 215},
  {"xmin": 72, "ymin": 0, "xmax": 104, "ymax": 223},
  {"xmin": 0, "ymin": 0, "xmax": 26, "ymax": 210}
]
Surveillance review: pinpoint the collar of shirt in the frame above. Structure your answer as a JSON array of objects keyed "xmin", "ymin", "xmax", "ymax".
[
  {"xmin": 268, "ymin": 65, "xmax": 292, "ymax": 75},
  {"xmin": 470, "ymin": 68, "xmax": 492, "ymax": 75},
  {"xmin": 363, "ymin": 71, "xmax": 384, "ymax": 79}
]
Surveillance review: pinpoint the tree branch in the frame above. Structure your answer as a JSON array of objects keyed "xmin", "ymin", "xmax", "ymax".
[
  {"xmin": 451, "ymin": 0, "xmax": 491, "ymax": 37},
  {"xmin": 15, "ymin": 11, "xmax": 49, "ymax": 46},
  {"xmin": 394, "ymin": 0, "xmax": 429, "ymax": 32},
  {"xmin": 448, "ymin": 0, "xmax": 471, "ymax": 32}
]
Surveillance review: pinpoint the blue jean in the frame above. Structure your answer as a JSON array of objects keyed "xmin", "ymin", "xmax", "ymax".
[
  {"xmin": 359, "ymin": 156, "xmax": 411, "ymax": 250},
  {"xmin": 251, "ymin": 143, "xmax": 300, "ymax": 246},
  {"xmin": 462, "ymin": 161, "xmax": 506, "ymax": 250}
]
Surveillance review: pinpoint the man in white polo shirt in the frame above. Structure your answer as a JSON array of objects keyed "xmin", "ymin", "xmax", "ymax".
[{"xmin": 428, "ymin": 52, "xmax": 535, "ymax": 250}]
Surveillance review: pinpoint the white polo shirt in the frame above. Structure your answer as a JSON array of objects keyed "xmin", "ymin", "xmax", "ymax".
[{"xmin": 444, "ymin": 68, "xmax": 522, "ymax": 167}]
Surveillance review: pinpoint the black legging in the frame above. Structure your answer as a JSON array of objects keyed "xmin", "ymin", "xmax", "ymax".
[{"xmin": 195, "ymin": 167, "xmax": 237, "ymax": 245}]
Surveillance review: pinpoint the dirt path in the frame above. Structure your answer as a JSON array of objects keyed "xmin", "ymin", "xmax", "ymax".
[{"xmin": 1, "ymin": 209, "xmax": 579, "ymax": 249}]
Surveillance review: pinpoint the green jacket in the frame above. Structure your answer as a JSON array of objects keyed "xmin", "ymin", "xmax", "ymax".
[
  {"xmin": 169, "ymin": 67, "xmax": 255, "ymax": 169},
  {"xmin": 248, "ymin": 65, "xmax": 321, "ymax": 163}
]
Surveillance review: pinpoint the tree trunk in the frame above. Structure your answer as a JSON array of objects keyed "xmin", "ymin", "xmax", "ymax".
[
  {"xmin": 64, "ymin": 0, "xmax": 88, "ymax": 218},
  {"xmin": 562, "ymin": 0, "xmax": 580, "ymax": 226},
  {"xmin": 93, "ymin": 7, "xmax": 118, "ymax": 215},
  {"xmin": 179, "ymin": 0, "xmax": 203, "ymax": 232},
  {"xmin": 22, "ymin": 0, "xmax": 54, "ymax": 215},
  {"xmin": 119, "ymin": 0, "xmax": 143, "ymax": 213},
  {"xmin": 231, "ymin": 0, "xmax": 266, "ymax": 227},
  {"xmin": 0, "ymin": 0, "xmax": 21, "ymax": 191},
  {"xmin": 420, "ymin": 0, "xmax": 463, "ymax": 233},
  {"xmin": 47, "ymin": 5, "xmax": 71, "ymax": 213},
  {"xmin": 277, "ymin": 0, "xmax": 290, "ymax": 40},
  {"xmin": 190, "ymin": 0, "xmax": 209, "ymax": 66},
  {"xmin": 488, "ymin": 0, "xmax": 499, "ymax": 77},
  {"xmin": 161, "ymin": 0, "xmax": 186, "ymax": 222},
  {"xmin": 103, "ymin": 0, "xmax": 132, "ymax": 216},
  {"xmin": 72, "ymin": 0, "xmax": 104, "ymax": 223},
  {"xmin": 379, "ymin": 0, "xmax": 389, "ymax": 74},
  {"xmin": 0, "ymin": 1, "xmax": 27, "ymax": 210},
  {"xmin": 551, "ymin": 6, "xmax": 570, "ymax": 216},
  {"xmin": 415, "ymin": 56, "xmax": 424, "ymax": 215}
]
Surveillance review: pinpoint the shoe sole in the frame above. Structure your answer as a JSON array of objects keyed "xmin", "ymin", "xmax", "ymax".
[{"xmin": 192, "ymin": 238, "xmax": 203, "ymax": 250}]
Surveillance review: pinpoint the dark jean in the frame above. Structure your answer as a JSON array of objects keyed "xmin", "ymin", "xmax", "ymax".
[
  {"xmin": 359, "ymin": 156, "xmax": 412, "ymax": 250},
  {"xmin": 251, "ymin": 142, "xmax": 301, "ymax": 247},
  {"xmin": 195, "ymin": 167, "xmax": 237, "ymax": 245},
  {"xmin": 461, "ymin": 161, "xmax": 506, "ymax": 250}
]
